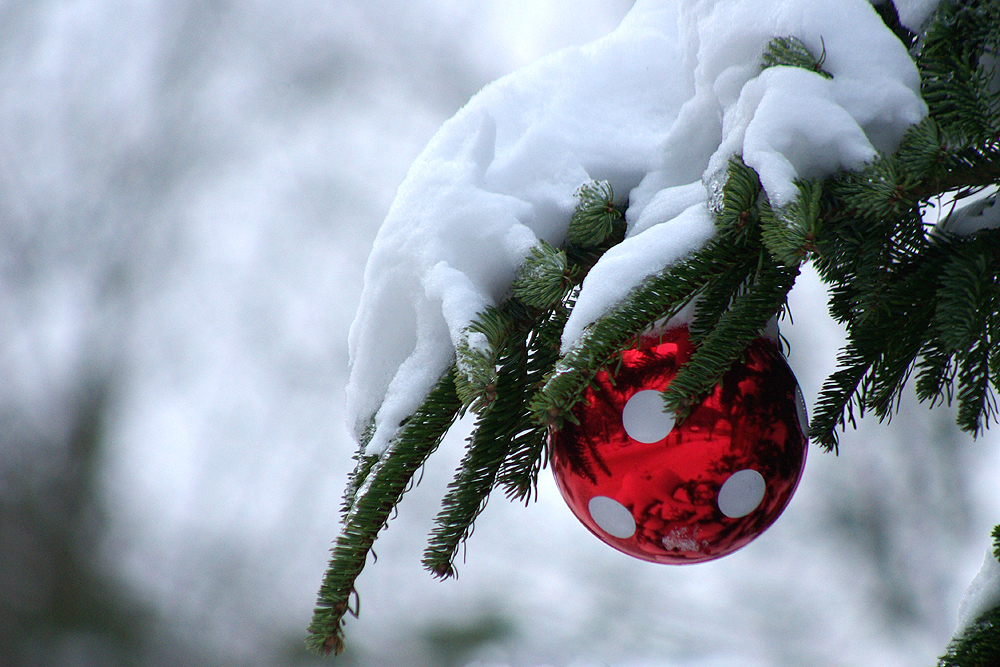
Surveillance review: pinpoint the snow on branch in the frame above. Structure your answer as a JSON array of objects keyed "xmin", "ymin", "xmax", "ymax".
[{"xmin": 346, "ymin": 0, "xmax": 925, "ymax": 458}]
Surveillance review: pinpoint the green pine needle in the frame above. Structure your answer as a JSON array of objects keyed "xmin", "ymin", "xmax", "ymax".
[
  {"xmin": 566, "ymin": 181, "xmax": 623, "ymax": 247},
  {"xmin": 761, "ymin": 179, "xmax": 821, "ymax": 267},
  {"xmin": 938, "ymin": 605, "xmax": 1000, "ymax": 667},
  {"xmin": 497, "ymin": 311, "xmax": 566, "ymax": 502},
  {"xmin": 307, "ymin": 366, "xmax": 462, "ymax": 655},
  {"xmin": 715, "ymin": 157, "xmax": 764, "ymax": 240},
  {"xmin": 761, "ymin": 35, "xmax": 832, "ymax": 79},
  {"xmin": 422, "ymin": 339, "xmax": 531, "ymax": 578},
  {"xmin": 511, "ymin": 240, "xmax": 572, "ymax": 310},
  {"xmin": 663, "ymin": 259, "xmax": 799, "ymax": 418},
  {"xmin": 530, "ymin": 235, "xmax": 740, "ymax": 429}
]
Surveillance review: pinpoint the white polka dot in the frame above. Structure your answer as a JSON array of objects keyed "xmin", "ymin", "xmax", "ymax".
[
  {"xmin": 794, "ymin": 384, "xmax": 809, "ymax": 432},
  {"xmin": 621, "ymin": 390, "xmax": 675, "ymax": 443},
  {"xmin": 717, "ymin": 469, "xmax": 766, "ymax": 518},
  {"xmin": 588, "ymin": 496, "xmax": 636, "ymax": 539}
]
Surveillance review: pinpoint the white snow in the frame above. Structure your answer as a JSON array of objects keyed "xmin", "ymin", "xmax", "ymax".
[
  {"xmin": 954, "ymin": 547, "xmax": 1000, "ymax": 636},
  {"xmin": 940, "ymin": 190, "xmax": 1000, "ymax": 235},
  {"xmin": 891, "ymin": 0, "xmax": 942, "ymax": 31},
  {"xmin": 347, "ymin": 0, "xmax": 928, "ymax": 456},
  {"xmin": 562, "ymin": 201, "xmax": 717, "ymax": 352}
]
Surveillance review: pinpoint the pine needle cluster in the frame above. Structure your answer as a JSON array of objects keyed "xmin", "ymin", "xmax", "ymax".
[{"xmin": 308, "ymin": 1, "xmax": 1000, "ymax": 659}]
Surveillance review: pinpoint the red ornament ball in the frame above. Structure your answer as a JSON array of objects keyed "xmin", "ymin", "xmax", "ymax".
[{"xmin": 550, "ymin": 326, "xmax": 808, "ymax": 564}]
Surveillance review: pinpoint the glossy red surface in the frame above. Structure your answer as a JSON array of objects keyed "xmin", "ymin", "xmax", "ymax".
[{"xmin": 550, "ymin": 326, "xmax": 807, "ymax": 564}]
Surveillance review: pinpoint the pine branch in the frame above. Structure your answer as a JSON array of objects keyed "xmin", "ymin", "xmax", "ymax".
[
  {"xmin": 566, "ymin": 181, "xmax": 625, "ymax": 247},
  {"xmin": 422, "ymin": 338, "xmax": 531, "ymax": 577},
  {"xmin": 761, "ymin": 179, "xmax": 822, "ymax": 267},
  {"xmin": 511, "ymin": 240, "xmax": 572, "ymax": 310},
  {"xmin": 423, "ymin": 181, "xmax": 623, "ymax": 576},
  {"xmin": 340, "ymin": 450, "xmax": 378, "ymax": 520},
  {"xmin": 939, "ymin": 605, "xmax": 1000, "ymax": 667},
  {"xmin": 530, "ymin": 234, "xmax": 741, "ymax": 429},
  {"xmin": 496, "ymin": 308, "xmax": 566, "ymax": 502},
  {"xmin": 761, "ymin": 35, "xmax": 832, "ymax": 79},
  {"xmin": 532, "ymin": 157, "xmax": 776, "ymax": 429},
  {"xmin": 307, "ymin": 367, "xmax": 462, "ymax": 655},
  {"xmin": 919, "ymin": 0, "xmax": 1000, "ymax": 145},
  {"xmin": 809, "ymin": 343, "xmax": 871, "ymax": 452},
  {"xmin": 663, "ymin": 257, "xmax": 799, "ymax": 418}
]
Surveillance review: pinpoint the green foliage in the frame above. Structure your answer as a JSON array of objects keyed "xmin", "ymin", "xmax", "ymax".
[
  {"xmin": 495, "ymin": 307, "xmax": 567, "ymax": 502},
  {"xmin": 938, "ymin": 605, "xmax": 1000, "ymax": 667},
  {"xmin": 454, "ymin": 306, "xmax": 514, "ymax": 414},
  {"xmin": 761, "ymin": 179, "xmax": 822, "ymax": 267},
  {"xmin": 307, "ymin": 367, "xmax": 462, "ymax": 655},
  {"xmin": 511, "ymin": 240, "xmax": 571, "ymax": 310},
  {"xmin": 920, "ymin": 0, "xmax": 1000, "ymax": 147},
  {"xmin": 310, "ymin": 1, "xmax": 1000, "ymax": 659},
  {"xmin": 803, "ymin": 0, "xmax": 1000, "ymax": 452},
  {"xmin": 761, "ymin": 35, "xmax": 832, "ymax": 79},
  {"xmin": 423, "ymin": 304, "xmax": 562, "ymax": 575},
  {"xmin": 565, "ymin": 181, "xmax": 624, "ymax": 246},
  {"xmin": 423, "ymin": 341, "xmax": 532, "ymax": 578}
]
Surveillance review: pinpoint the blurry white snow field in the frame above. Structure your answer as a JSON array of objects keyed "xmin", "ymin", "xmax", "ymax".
[{"xmin": 0, "ymin": 1, "xmax": 997, "ymax": 666}]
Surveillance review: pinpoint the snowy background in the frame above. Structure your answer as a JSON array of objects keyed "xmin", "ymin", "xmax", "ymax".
[{"xmin": 1, "ymin": 1, "xmax": 998, "ymax": 666}]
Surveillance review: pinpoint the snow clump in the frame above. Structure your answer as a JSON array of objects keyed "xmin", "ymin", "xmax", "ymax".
[{"xmin": 954, "ymin": 547, "xmax": 1000, "ymax": 637}]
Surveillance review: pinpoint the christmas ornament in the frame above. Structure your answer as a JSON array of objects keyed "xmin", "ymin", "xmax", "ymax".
[{"xmin": 550, "ymin": 326, "xmax": 808, "ymax": 564}]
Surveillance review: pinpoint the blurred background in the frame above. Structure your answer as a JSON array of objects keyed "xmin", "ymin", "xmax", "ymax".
[{"xmin": 1, "ymin": 1, "xmax": 998, "ymax": 665}]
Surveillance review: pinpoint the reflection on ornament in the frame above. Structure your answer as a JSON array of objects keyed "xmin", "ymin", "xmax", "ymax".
[{"xmin": 550, "ymin": 326, "xmax": 807, "ymax": 564}]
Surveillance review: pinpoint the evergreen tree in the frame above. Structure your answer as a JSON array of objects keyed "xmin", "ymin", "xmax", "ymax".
[{"xmin": 308, "ymin": 1, "xmax": 1000, "ymax": 662}]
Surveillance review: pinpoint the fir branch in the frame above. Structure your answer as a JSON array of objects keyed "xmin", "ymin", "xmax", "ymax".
[
  {"xmin": 894, "ymin": 117, "xmax": 949, "ymax": 189},
  {"xmin": 919, "ymin": 0, "xmax": 1000, "ymax": 145},
  {"xmin": 828, "ymin": 154, "xmax": 922, "ymax": 222},
  {"xmin": 455, "ymin": 298, "xmax": 547, "ymax": 414},
  {"xmin": 307, "ymin": 367, "xmax": 462, "ymax": 655},
  {"xmin": 955, "ymin": 331, "xmax": 995, "ymax": 434},
  {"xmin": 810, "ymin": 228, "xmax": 942, "ymax": 446},
  {"xmin": 566, "ymin": 181, "xmax": 624, "ymax": 247},
  {"xmin": 938, "ymin": 605, "xmax": 1000, "ymax": 667},
  {"xmin": 714, "ymin": 157, "xmax": 764, "ymax": 240},
  {"xmin": 530, "ymin": 235, "xmax": 741, "ymax": 429},
  {"xmin": 423, "ymin": 178, "xmax": 625, "ymax": 574},
  {"xmin": 534, "ymin": 157, "xmax": 782, "ymax": 429},
  {"xmin": 340, "ymin": 451, "xmax": 378, "ymax": 520},
  {"xmin": 690, "ymin": 158, "xmax": 772, "ymax": 342},
  {"xmin": 687, "ymin": 248, "xmax": 760, "ymax": 344},
  {"xmin": 761, "ymin": 35, "xmax": 832, "ymax": 79},
  {"xmin": 454, "ymin": 306, "xmax": 513, "ymax": 414},
  {"xmin": 809, "ymin": 343, "xmax": 871, "ymax": 452},
  {"xmin": 663, "ymin": 256, "xmax": 799, "ymax": 418},
  {"xmin": 934, "ymin": 239, "xmax": 991, "ymax": 352},
  {"xmin": 496, "ymin": 308, "xmax": 566, "ymax": 502},
  {"xmin": 914, "ymin": 339, "xmax": 956, "ymax": 409},
  {"xmin": 761, "ymin": 179, "xmax": 822, "ymax": 267},
  {"xmin": 511, "ymin": 240, "xmax": 572, "ymax": 310},
  {"xmin": 422, "ymin": 339, "xmax": 531, "ymax": 578},
  {"xmin": 856, "ymin": 236, "xmax": 942, "ymax": 419},
  {"xmin": 810, "ymin": 220, "xmax": 1000, "ymax": 445}
]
